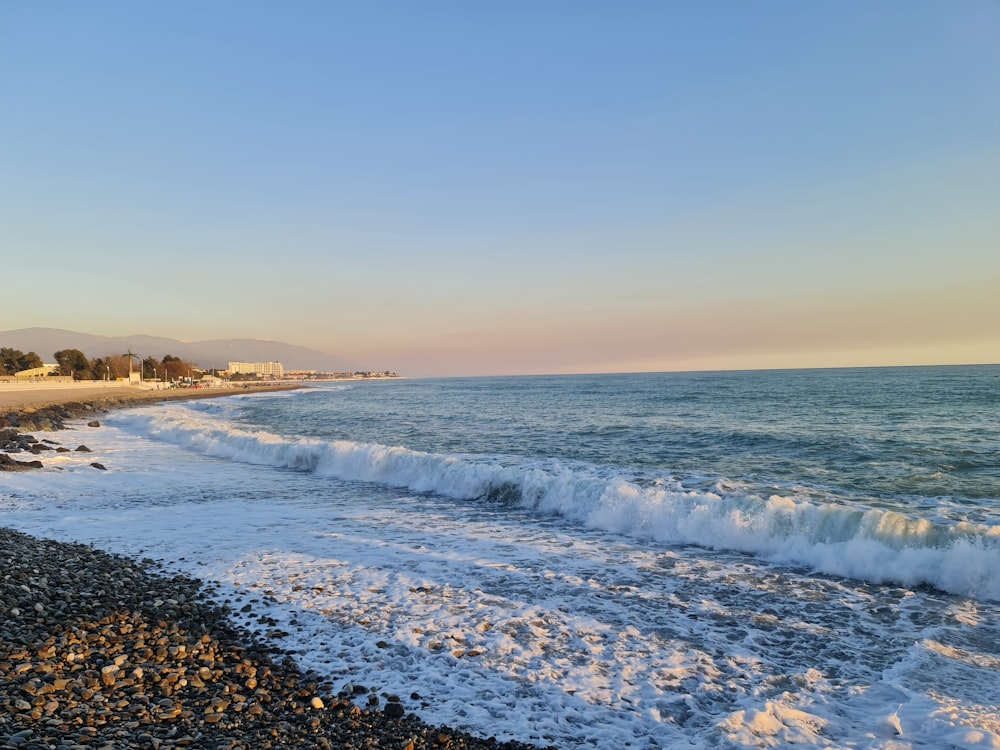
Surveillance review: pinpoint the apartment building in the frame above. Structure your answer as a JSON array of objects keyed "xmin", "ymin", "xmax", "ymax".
[{"xmin": 228, "ymin": 361, "xmax": 285, "ymax": 378}]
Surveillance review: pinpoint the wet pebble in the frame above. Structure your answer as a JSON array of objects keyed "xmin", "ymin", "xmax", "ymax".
[{"xmin": 0, "ymin": 527, "xmax": 548, "ymax": 750}]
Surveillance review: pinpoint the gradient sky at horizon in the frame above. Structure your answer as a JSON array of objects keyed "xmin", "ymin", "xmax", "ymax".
[{"xmin": 2, "ymin": 1, "xmax": 997, "ymax": 377}]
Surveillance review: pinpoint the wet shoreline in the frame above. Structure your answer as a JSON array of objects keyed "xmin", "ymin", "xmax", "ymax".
[{"xmin": 0, "ymin": 394, "xmax": 550, "ymax": 750}]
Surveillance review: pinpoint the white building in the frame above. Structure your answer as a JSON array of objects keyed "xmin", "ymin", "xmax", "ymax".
[
  {"xmin": 228, "ymin": 361, "xmax": 285, "ymax": 378},
  {"xmin": 13, "ymin": 364, "xmax": 60, "ymax": 380}
]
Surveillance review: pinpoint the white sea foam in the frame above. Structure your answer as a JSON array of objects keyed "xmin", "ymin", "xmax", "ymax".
[
  {"xmin": 2, "ymin": 413, "xmax": 998, "ymax": 749},
  {"xmin": 111, "ymin": 404, "xmax": 1000, "ymax": 602}
]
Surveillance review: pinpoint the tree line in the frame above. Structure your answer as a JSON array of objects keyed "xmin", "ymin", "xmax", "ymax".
[{"xmin": 0, "ymin": 347, "xmax": 199, "ymax": 382}]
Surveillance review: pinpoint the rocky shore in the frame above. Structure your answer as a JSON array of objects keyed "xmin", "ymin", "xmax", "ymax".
[
  {"xmin": 0, "ymin": 529, "xmax": 547, "ymax": 750},
  {"xmin": 0, "ymin": 398, "xmax": 131, "ymax": 433},
  {"xmin": 0, "ymin": 385, "xmax": 300, "ymax": 433},
  {"xmin": 0, "ymin": 397, "xmax": 550, "ymax": 750},
  {"xmin": 0, "ymin": 399, "xmax": 139, "ymax": 473},
  {"xmin": 0, "ymin": 388, "xmax": 295, "ymax": 472}
]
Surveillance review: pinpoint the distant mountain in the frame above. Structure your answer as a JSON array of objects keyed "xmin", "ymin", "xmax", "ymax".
[{"xmin": 0, "ymin": 328, "xmax": 356, "ymax": 372}]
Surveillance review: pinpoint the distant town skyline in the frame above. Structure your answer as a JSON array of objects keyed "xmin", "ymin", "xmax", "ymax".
[{"xmin": 2, "ymin": 2, "xmax": 997, "ymax": 377}]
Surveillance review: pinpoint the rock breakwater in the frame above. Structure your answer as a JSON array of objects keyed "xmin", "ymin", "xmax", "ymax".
[{"xmin": 0, "ymin": 399, "xmax": 131, "ymax": 433}]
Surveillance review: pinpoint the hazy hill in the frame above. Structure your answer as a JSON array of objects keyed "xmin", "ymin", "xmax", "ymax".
[{"xmin": 0, "ymin": 328, "xmax": 356, "ymax": 372}]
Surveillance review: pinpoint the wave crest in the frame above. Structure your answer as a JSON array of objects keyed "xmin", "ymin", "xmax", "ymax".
[{"xmin": 113, "ymin": 407, "xmax": 1000, "ymax": 601}]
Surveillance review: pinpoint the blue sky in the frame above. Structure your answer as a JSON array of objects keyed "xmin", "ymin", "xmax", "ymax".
[{"xmin": 1, "ymin": 1, "xmax": 997, "ymax": 376}]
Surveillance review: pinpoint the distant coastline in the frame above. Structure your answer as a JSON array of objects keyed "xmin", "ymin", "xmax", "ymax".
[
  {"xmin": 0, "ymin": 381, "xmax": 302, "ymax": 421},
  {"xmin": 0, "ymin": 327, "xmax": 358, "ymax": 373}
]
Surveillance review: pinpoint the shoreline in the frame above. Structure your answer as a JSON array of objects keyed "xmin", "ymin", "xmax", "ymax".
[
  {"xmin": 0, "ymin": 528, "xmax": 541, "ymax": 750},
  {"xmin": 0, "ymin": 383, "xmax": 305, "ymax": 436},
  {"xmin": 0, "ymin": 389, "xmax": 548, "ymax": 750},
  {"xmin": 0, "ymin": 382, "xmax": 303, "ymax": 419}
]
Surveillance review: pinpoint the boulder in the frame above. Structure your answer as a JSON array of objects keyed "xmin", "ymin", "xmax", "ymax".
[{"xmin": 0, "ymin": 454, "xmax": 43, "ymax": 471}]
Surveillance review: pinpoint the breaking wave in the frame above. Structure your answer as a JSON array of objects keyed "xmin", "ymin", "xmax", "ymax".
[{"xmin": 113, "ymin": 406, "xmax": 1000, "ymax": 602}]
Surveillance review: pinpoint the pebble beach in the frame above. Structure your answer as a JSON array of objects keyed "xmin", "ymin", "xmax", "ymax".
[{"xmin": 0, "ymin": 386, "xmax": 545, "ymax": 750}]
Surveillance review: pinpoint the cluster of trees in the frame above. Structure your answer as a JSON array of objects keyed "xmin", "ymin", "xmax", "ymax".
[
  {"xmin": 0, "ymin": 346, "xmax": 198, "ymax": 382},
  {"xmin": 0, "ymin": 347, "xmax": 44, "ymax": 375}
]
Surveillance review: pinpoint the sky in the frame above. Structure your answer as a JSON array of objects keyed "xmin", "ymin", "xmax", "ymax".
[{"xmin": 1, "ymin": 1, "xmax": 997, "ymax": 377}]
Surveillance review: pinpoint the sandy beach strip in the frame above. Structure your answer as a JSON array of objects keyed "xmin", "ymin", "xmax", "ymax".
[{"xmin": 0, "ymin": 382, "xmax": 300, "ymax": 417}]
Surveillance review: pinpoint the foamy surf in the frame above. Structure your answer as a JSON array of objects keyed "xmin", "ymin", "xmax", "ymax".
[{"xmin": 111, "ymin": 403, "xmax": 1000, "ymax": 602}]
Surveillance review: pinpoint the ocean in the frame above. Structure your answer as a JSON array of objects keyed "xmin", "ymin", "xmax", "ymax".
[{"xmin": 2, "ymin": 366, "xmax": 998, "ymax": 748}]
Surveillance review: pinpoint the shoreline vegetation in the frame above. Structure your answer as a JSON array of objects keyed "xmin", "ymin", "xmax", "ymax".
[{"xmin": 0, "ymin": 386, "xmax": 547, "ymax": 750}]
